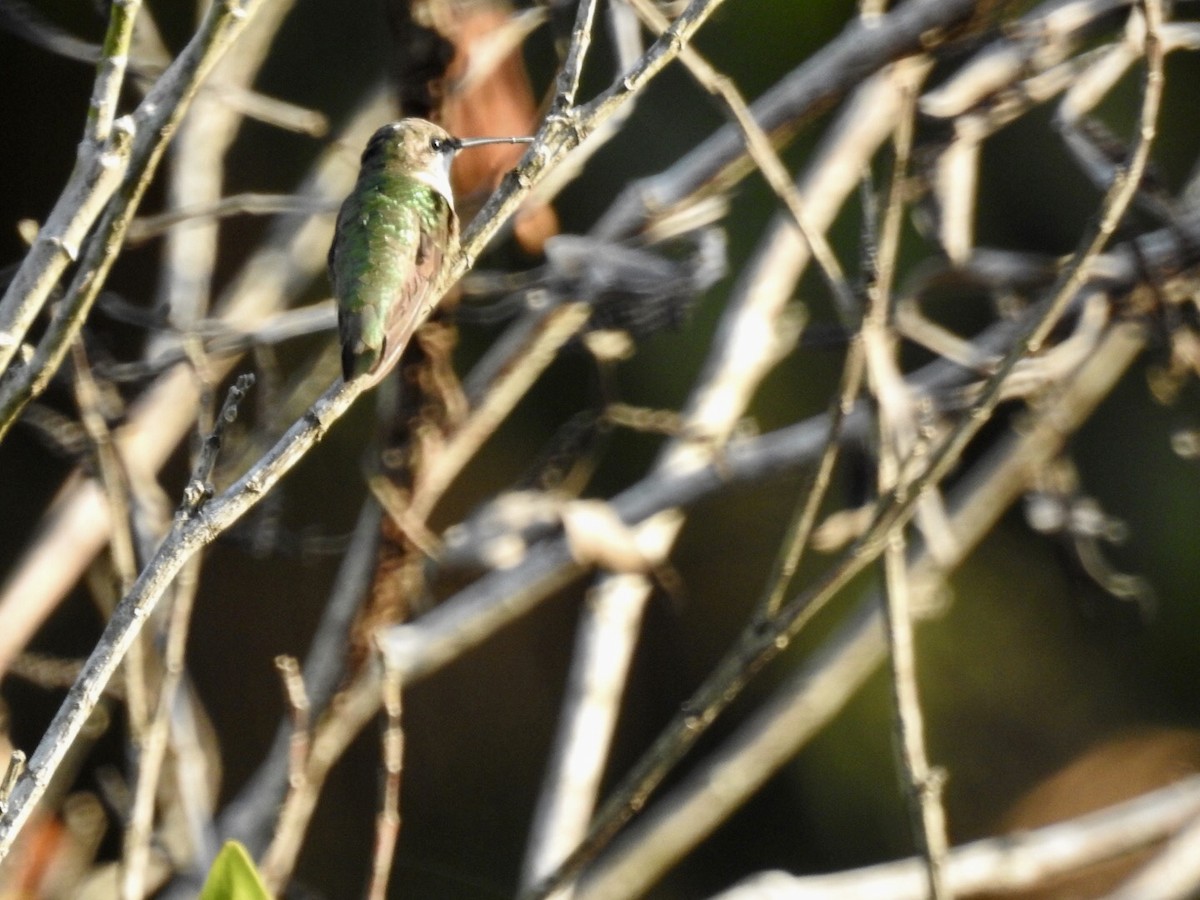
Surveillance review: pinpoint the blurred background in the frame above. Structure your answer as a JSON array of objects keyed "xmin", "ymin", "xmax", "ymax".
[{"xmin": 2, "ymin": 0, "xmax": 1200, "ymax": 897}]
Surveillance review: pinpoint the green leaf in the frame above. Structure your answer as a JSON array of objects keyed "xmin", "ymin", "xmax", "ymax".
[{"xmin": 199, "ymin": 841, "xmax": 272, "ymax": 900}]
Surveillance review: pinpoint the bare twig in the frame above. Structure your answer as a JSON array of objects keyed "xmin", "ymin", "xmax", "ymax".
[
  {"xmin": 260, "ymin": 660, "xmax": 381, "ymax": 891},
  {"xmin": 757, "ymin": 337, "xmax": 864, "ymax": 618},
  {"xmin": 381, "ymin": 194, "xmax": 1200, "ymax": 681},
  {"xmin": 551, "ymin": 0, "xmax": 600, "ymax": 113},
  {"xmin": 100, "ymin": 301, "xmax": 337, "ymax": 382},
  {"xmin": 409, "ymin": 303, "xmax": 592, "ymax": 521},
  {"xmin": 1107, "ymin": 806, "xmax": 1200, "ymax": 899},
  {"xmin": 127, "ymin": 193, "xmax": 329, "ymax": 246},
  {"xmin": 366, "ymin": 656, "xmax": 404, "ymax": 900},
  {"xmin": 120, "ymin": 556, "xmax": 205, "ymax": 900},
  {"xmin": 396, "ymin": 183, "xmax": 1200, "ymax": 684},
  {"xmin": 0, "ymin": 754, "xmax": 26, "ymax": 813},
  {"xmin": 181, "ymin": 374, "xmax": 256, "ymax": 515},
  {"xmin": 0, "ymin": 123, "xmax": 132, "ymax": 376},
  {"xmin": 153, "ymin": 0, "xmax": 302, "ymax": 339},
  {"xmin": 880, "ymin": 532, "xmax": 950, "ymax": 900},
  {"xmin": 275, "ymin": 655, "xmax": 311, "ymax": 788},
  {"xmin": 708, "ymin": 775, "xmax": 1200, "ymax": 900},
  {"xmin": 455, "ymin": 0, "xmax": 730, "ymax": 273},
  {"xmin": 594, "ymin": 0, "xmax": 990, "ymax": 240},
  {"xmin": 0, "ymin": 370, "xmax": 271, "ymax": 860},
  {"xmin": 121, "ymin": 375, "xmax": 253, "ymax": 895},
  {"xmin": 860, "ymin": 82, "xmax": 950, "ymax": 898},
  {"xmin": 88, "ymin": 0, "xmax": 141, "ymax": 143},
  {"xmin": 68, "ymin": 340, "xmax": 150, "ymax": 734},
  {"xmin": 750, "ymin": 59, "xmax": 920, "ymax": 621},
  {"xmin": 622, "ymin": 0, "xmax": 861, "ymax": 322}
]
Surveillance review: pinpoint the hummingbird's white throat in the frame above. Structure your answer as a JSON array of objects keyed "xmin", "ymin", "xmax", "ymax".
[
  {"xmin": 410, "ymin": 148, "xmax": 457, "ymax": 210},
  {"xmin": 405, "ymin": 132, "xmax": 533, "ymax": 207}
]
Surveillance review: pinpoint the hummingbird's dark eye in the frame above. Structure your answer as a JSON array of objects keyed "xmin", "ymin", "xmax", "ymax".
[{"xmin": 430, "ymin": 138, "xmax": 446, "ymax": 152}]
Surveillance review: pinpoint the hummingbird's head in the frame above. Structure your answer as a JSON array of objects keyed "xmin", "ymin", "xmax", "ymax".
[
  {"xmin": 360, "ymin": 119, "xmax": 535, "ymax": 212},
  {"xmin": 362, "ymin": 119, "xmax": 460, "ymax": 208}
]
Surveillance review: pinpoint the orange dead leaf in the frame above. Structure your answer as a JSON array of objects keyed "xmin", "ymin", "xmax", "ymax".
[{"xmin": 413, "ymin": 0, "xmax": 559, "ymax": 252}]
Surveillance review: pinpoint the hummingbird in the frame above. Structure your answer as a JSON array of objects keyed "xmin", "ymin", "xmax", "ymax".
[{"xmin": 329, "ymin": 118, "xmax": 533, "ymax": 388}]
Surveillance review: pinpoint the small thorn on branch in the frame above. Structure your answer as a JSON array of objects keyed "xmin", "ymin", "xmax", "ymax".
[{"xmin": 180, "ymin": 373, "xmax": 256, "ymax": 515}]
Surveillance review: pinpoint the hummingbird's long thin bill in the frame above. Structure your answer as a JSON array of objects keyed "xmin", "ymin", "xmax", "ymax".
[{"xmin": 452, "ymin": 135, "xmax": 535, "ymax": 150}]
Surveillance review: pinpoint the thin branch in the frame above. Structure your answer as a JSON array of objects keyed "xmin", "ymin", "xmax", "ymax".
[
  {"xmin": 122, "ymin": 376, "xmax": 253, "ymax": 896},
  {"xmin": 257, "ymin": 654, "xmax": 316, "ymax": 897},
  {"xmin": 68, "ymin": 345, "xmax": 139, "ymax": 595},
  {"xmin": 622, "ymin": 0, "xmax": 861, "ymax": 322},
  {"xmin": 204, "ymin": 82, "xmax": 328, "ymax": 137},
  {"xmin": 860, "ymin": 82, "xmax": 950, "ymax": 898},
  {"xmin": 1025, "ymin": 0, "xmax": 1164, "ymax": 356},
  {"xmin": 120, "ymin": 554, "xmax": 204, "ymax": 900},
  {"xmin": 709, "ymin": 775, "xmax": 1200, "ymax": 900},
  {"xmin": 0, "ymin": 123, "xmax": 132, "ymax": 376},
  {"xmin": 757, "ymin": 337, "xmax": 864, "ymax": 618},
  {"xmin": 100, "ymin": 301, "xmax": 337, "ymax": 383},
  {"xmin": 754, "ymin": 65, "xmax": 918, "ymax": 621},
  {"xmin": 552, "ymin": 0, "xmax": 601, "ymax": 113},
  {"xmin": 153, "ymin": 0, "xmax": 303, "ymax": 337},
  {"xmin": 88, "ymin": 0, "xmax": 141, "ymax": 142},
  {"xmin": 260, "ymin": 661, "xmax": 381, "ymax": 891},
  {"xmin": 273, "ymin": 654, "xmax": 311, "ymax": 845},
  {"xmin": 455, "ymin": 0, "xmax": 729, "ymax": 274},
  {"xmin": 275, "ymin": 655, "xmax": 311, "ymax": 791},
  {"xmin": 126, "ymin": 193, "xmax": 331, "ymax": 245},
  {"xmin": 1107, "ymin": 807, "xmax": 1200, "ymax": 899},
  {"xmin": 409, "ymin": 303, "xmax": 592, "ymax": 521},
  {"xmin": 0, "ymin": 0, "xmax": 148, "ymax": 374},
  {"xmin": 0, "ymin": 754, "xmax": 26, "ymax": 813},
  {"xmin": 594, "ymin": 0, "xmax": 989, "ymax": 240},
  {"xmin": 880, "ymin": 533, "xmax": 950, "ymax": 900},
  {"xmin": 383, "ymin": 200, "xmax": 1199, "ymax": 684},
  {"xmin": 68, "ymin": 340, "xmax": 151, "ymax": 732},
  {"xmin": 0, "ymin": 371, "xmax": 282, "ymax": 861},
  {"xmin": 519, "ymin": 565, "xmax": 656, "ymax": 894},
  {"xmin": 366, "ymin": 657, "xmax": 404, "ymax": 900},
  {"xmin": 181, "ymin": 374, "xmax": 256, "ymax": 515}
]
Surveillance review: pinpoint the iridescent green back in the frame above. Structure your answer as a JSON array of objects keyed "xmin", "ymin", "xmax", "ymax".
[{"xmin": 330, "ymin": 155, "xmax": 456, "ymax": 385}]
